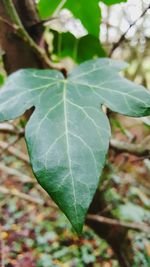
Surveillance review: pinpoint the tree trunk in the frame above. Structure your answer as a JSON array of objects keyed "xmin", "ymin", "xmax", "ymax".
[{"xmin": 0, "ymin": 0, "xmax": 43, "ymax": 74}]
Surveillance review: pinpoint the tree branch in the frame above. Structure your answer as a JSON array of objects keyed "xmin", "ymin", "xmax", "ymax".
[
  {"xmin": 110, "ymin": 136, "xmax": 150, "ymax": 157},
  {"xmin": 87, "ymin": 214, "xmax": 150, "ymax": 233},
  {"xmin": 0, "ymin": 123, "xmax": 23, "ymax": 135},
  {"xmin": 109, "ymin": 4, "xmax": 150, "ymax": 57},
  {"xmin": 0, "ymin": 140, "xmax": 29, "ymax": 164},
  {"xmin": 0, "ymin": 15, "xmax": 18, "ymax": 29},
  {"xmin": 0, "ymin": 185, "xmax": 44, "ymax": 205}
]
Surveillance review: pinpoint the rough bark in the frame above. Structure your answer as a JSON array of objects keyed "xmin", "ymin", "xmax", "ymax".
[
  {"xmin": 13, "ymin": 0, "xmax": 44, "ymax": 43},
  {"xmin": 0, "ymin": 0, "xmax": 43, "ymax": 74},
  {"xmin": 13, "ymin": 0, "xmax": 39, "ymax": 28}
]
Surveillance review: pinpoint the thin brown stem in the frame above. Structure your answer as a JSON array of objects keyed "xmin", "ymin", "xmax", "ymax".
[
  {"xmin": 0, "ymin": 140, "xmax": 29, "ymax": 164},
  {"xmin": 0, "ymin": 185, "xmax": 44, "ymax": 205},
  {"xmin": 87, "ymin": 214, "xmax": 150, "ymax": 233},
  {"xmin": 109, "ymin": 4, "xmax": 150, "ymax": 57},
  {"xmin": 110, "ymin": 136, "xmax": 150, "ymax": 157}
]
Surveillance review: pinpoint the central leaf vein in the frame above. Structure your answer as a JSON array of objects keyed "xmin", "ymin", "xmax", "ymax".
[{"xmin": 63, "ymin": 81, "xmax": 79, "ymax": 223}]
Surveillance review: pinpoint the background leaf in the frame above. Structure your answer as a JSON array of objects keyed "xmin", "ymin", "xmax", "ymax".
[
  {"xmin": 38, "ymin": 0, "xmax": 101, "ymax": 37},
  {"xmin": 37, "ymin": 0, "xmax": 61, "ymax": 18},
  {"xmin": 0, "ymin": 73, "xmax": 4, "ymax": 86},
  {"xmin": 63, "ymin": 0, "xmax": 101, "ymax": 37},
  {"xmin": 101, "ymin": 0, "xmax": 127, "ymax": 5},
  {"xmin": 53, "ymin": 32, "xmax": 106, "ymax": 62}
]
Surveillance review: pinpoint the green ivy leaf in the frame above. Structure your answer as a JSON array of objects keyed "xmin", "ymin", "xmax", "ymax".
[
  {"xmin": 0, "ymin": 59, "xmax": 150, "ymax": 233},
  {"xmin": 101, "ymin": 0, "xmax": 127, "ymax": 5},
  {"xmin": 53, "ymin": 32, "xmax": 106, "ymax": 62}
]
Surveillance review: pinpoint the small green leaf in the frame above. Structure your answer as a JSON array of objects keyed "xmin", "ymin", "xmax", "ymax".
[
  {"xmin": 101, "ymin": 0, "xmax": 127, "ymax": 5},
  {"xmin": 0, "ymin": 59, "xmax": 150, "ymax": 233},
  {"xmin": 53, "ymin": 32, "xmax": 106, "ymax": 62}
]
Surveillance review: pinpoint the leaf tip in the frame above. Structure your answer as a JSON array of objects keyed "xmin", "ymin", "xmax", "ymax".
[{"xmin": 72, "ymin": 221, "xmax": 84, "ymax": 235}]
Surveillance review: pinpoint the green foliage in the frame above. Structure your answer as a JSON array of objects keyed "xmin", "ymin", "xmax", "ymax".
[
  {"xmin": 37, "ymin": 0, "xmax": 61, "ymax": 18},
  {"xmin": 53, "ymin": 32, "xmax": 106, "ymax": 62},
  {"xmin": 37, "ymin": 0, "xmax": 107, "ymax": 63},
  {"xmin": 38, "ymin": 0, "xmax": 101, "ymax": 37},
  {"xmin": 101, "ymin": 0, "xmax": 127, "ymax": 5},
  {"xmin": 0, "ymin": 73, "xmax": 4, "ymax": 86},
  {"xmin": 0, "ymin": 58, "xmax": 150, "ymax": 233},
  {"xmin": 38, "ymin": 0, "xmax": 127, "ymax": 37}
]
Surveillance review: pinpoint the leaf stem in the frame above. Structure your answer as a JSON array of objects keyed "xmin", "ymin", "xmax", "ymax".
[{"xmin": 87, "ymin": 214, "xmax": 150, "ymax": 233}]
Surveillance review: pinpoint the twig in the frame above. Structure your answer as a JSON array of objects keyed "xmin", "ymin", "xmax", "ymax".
[
  {"xmin": 0, "ymin": 123, "xmax": 24, "ymax": 135},
  {"xmin": 0, "ymin": 140, "xmax": 29, "ymax": 164},
  {"xmin": 0, "ymin": 185, "xmax": 58, "ymax": 209},
  {"xmin": 0, "ymin": 15, "xmax": 18, "ymax": 30},
  {"xmin": 0, "ymin": 162, "xmax": 35, "ymax": 183},
  {"xmin": 110, "ymin": 136, "xmax": 150, "ymax": 157},
  {"xmin": 0, "ymin": 135, "xmax": 22, "ymax": 160},
  {"xmin": 29, "ymin": 17, "xmax": 58, "ymax": 29},
  {"xmin": 87, "ymin": 214, "xmax": 150, "ymax": 233},
  {"xmin": 0, "ymin": 185, "xmax": 44, "ymax": 205},
  {"xmin": 109, "ymin": 4, "xmax": 150, "ymax": 57},
  {"xmin": 131, "ymin": 155, "xmax": 150, "ymax": 163}
]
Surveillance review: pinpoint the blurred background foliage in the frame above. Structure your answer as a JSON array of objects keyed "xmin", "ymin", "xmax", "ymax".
[{"xmin": 0, "ymin": 0, "xmax": 150, "ymax": 266}]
